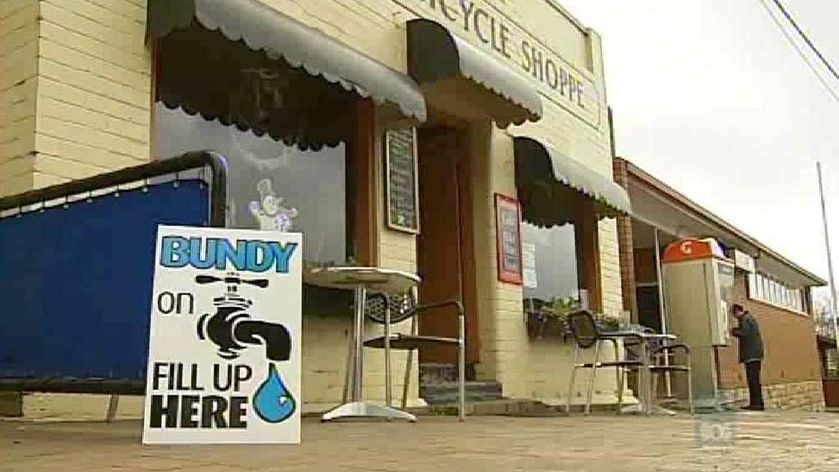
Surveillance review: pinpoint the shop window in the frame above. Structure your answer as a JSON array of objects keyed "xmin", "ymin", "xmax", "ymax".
[
  {"xmin": 154, "ymin": 104, "xmax": 351, "ymax": 265},
  {"xmin": 151, "ymin": 29, "xmax": 374, "ymax": 267},
  {"xmin": 520, "ymin": 198, "xmax": 600, "ymax": 318},
  {"xmin": 758, "ymin": 276, "xmax": 772, "ymax": 301},
  {"xmin": 521, "ymin": 222, "xmax": 581, "ymax": 310},
  {"xmin": 151, "ymin": 28, "xmax": 381, "ymax": 315},
  {"xmin": 749, "ymin": 273, "xmax": 807, "ymax": 314},
  {"xmin": 748, "ymin": 273, "xmax": 758, "ymax": 299}
]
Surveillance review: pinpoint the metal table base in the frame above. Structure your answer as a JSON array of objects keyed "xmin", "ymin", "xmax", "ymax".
[
  {"xmin": 620, "ymin": 404, "xmax": 677, "ymax": 416},
  {"xmin": 309, "ymin": 268, "xmax": 421, "ymax": 423},
  {"xmin": 609, "ymin": 331, "xmax": 680, "ymax": 417},
  {"xmin": 321, "ymin": 401, "xmax": 417, "ymax": 422}
]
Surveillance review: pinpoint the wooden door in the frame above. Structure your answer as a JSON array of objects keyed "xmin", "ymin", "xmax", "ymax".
[{"xmin": 416, "ymin": 127, "xmax": 478, "ymax": 365}]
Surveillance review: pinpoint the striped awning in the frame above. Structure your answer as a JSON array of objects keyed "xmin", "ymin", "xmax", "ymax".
[
  {"xmin": 406, "ymin": 19, "xmax": 542, "ymax": 128},
  {"xmin": 514, "ymin": 137, "xmax": 631, "ymax": 227},
  {"xmin": 146, "ymin": 0, "xmax": 427, "ymax": 144}
]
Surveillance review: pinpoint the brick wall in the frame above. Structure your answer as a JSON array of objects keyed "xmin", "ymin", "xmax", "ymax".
[
  {"xmin": 613, "ymin": 157, "xmax": 638, "ymax": 318},
  {"xmin": 718, "ymin": 272, "xmax": 823, "ymax": 394},
  {"xmin": 0, "ymin": 0, "xmax": 38, "ymax": 197},
  {"xmin": 33, "ymin": 0, "xmax": 152, "ymax": 188},
  {"xmin": 721, "ymin": 381, "xmax": 825, "ymax": 411}
]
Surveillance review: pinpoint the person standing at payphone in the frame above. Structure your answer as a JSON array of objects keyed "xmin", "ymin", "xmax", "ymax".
[{"xmin": 731, "ymin": 304, "xmax": 765, "ymax": 410}]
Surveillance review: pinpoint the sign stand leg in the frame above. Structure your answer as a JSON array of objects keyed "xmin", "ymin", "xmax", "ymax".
[{"xmin": 105, "ymin": 394, "xmax": 119, "ymax": 423}]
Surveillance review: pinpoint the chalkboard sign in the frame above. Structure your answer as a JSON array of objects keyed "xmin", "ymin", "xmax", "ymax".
[
  {"xmin": 495, "ymin": 194, "xmax": 522, "ymax": 285},
  {"xmin": 385, "ymin": 127, "xmax": 419, "ymax": 234}
]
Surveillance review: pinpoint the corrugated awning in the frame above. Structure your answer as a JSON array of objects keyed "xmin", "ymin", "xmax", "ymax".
[
  {"xmin": 146, "ymin": 0, "xmax": 427, "ymax": 125},
  {"xmin": 515, "ymin": 137, "xmax": 630, "ymax": 227},
  {"xmin": 406, "ymin": 19, "xmax": 542, "ymax": 128}
]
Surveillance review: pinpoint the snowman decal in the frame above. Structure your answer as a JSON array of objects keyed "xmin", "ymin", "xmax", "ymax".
[{"xmin": 249, "ymin": 179, "xmax": 298, "ymax": 232}]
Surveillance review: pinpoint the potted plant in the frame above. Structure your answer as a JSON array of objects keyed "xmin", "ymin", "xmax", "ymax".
[
  {"xmin": 592, "ymin": 312, "xmax": 622, "ymax": 332},
  {"xmin": 525, "ymin": 298, "xmax": 624, "ymax": 340},
  {"xmin": 525, "ymin": 297, "xmax": 581, "ymax": 340}
]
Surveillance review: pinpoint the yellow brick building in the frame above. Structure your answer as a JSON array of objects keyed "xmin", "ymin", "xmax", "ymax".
[{"xmin": 0, "ymin": 0, "xmax": 631, "ymax": 419}]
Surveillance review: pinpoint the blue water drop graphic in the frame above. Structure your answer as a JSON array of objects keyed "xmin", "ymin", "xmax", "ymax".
[{"xmin": 253, "ymin": 363, "xmax": 296, "ymax": 423}]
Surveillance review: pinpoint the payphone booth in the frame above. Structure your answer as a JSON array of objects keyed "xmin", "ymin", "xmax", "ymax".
[{"xmin": 662, "ymin": 238, "xmax": 734, "ymax": 411}]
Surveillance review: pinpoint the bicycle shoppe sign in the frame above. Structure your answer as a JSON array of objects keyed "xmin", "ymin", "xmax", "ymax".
[{"xmin": 142, "ymin": 225, "xmax": 302, "ymax": 444}]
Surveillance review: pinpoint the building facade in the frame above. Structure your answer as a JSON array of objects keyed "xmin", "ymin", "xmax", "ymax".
[
  {"xmin": 0, "ymin": 0, "xmax": 630, "ymax": 418},
  {"xmin": 615, "ymin": 157, "xmax": 826, "ymax": 411}
]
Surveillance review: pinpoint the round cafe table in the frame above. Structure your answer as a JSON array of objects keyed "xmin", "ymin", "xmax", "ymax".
[{"xmin": 305, "ymin": 266, "xmax": 421, "ymax": 422}]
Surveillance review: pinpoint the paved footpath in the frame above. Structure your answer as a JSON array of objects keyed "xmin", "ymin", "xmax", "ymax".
[{"xmin": 2, "ymin": 411, "xmax": 839, "ymax": 471}]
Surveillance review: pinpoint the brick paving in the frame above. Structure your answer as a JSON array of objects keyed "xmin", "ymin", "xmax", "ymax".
[{"xmin": 2, "ymin": 411, "xmax": 839, "ymax": 471}]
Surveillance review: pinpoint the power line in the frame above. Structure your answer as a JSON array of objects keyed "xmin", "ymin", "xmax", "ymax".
[
  {"xmin": 771, "ymin": 0, "xmax": 839, "ymax": 82},
  {"xmin": 758, "ymin": 0, "xmax": 839, "ymax": 103}
]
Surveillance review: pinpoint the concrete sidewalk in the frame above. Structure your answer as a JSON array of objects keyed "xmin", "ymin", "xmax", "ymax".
[{"xmin": 2, "ymin": 411, "xmax": 839, "ymax": 471}]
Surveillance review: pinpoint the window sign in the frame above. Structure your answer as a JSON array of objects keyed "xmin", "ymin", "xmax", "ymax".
[
  {"xmin": 522, "ymin": 242, "xmax": 538, "ymax": 289},
  {"xmin": 385, "ymin": 127, "xmax": 420, "ymax": 234},
  {"xmin": 495, "ymin": 194, "xmax": 523, "ymax": 284},
  {"xmin": 143, "ymin": 225, "xmax": 302, "ymax": 444}
]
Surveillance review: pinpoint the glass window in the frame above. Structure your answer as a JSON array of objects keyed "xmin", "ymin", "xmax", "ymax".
[
  {"xmin": 521, "ymin": 221, "xmax": 580, "ymax": 312},
  {"xmin": 751, "ymin": 273, "xmax": 809, "ymax": 313},
  {"xmin": 151, "ymin": 31, "xmax": 368, "ymax": 267},
  {"xmin": 517, "ymin": 179, "xmax": 601, "ymax": 319},
  {"xmin": 154, "ymin": 104, "xmax": 351, "ymax": 265},
  {"xmin": 762, "ymin": 276, "xmax": 771, "ymax": 303},
  {"xmin": 753, "ymin": 274, "xmax": 763, "ymax": 300}
]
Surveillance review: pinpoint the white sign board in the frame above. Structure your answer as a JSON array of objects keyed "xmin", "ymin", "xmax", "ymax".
[
  {"xmin": 732, "ymin": 249, "xmax": 756, "ymax": 274},
  {"xmin": 522, "ymin": 242, "xmax": 538, "ymax": 289},
  {"xmin": 143, "ymin": 225, "xmax": 302, "ymax": 445}
]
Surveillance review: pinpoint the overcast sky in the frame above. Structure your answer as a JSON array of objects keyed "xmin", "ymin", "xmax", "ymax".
[{"xmin": 560, "ymin": 0, "xmax": 839, "ymax": 299}]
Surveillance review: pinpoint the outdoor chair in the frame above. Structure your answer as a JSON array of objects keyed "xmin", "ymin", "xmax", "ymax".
[
  {"xmin": 620, "ymin": 325, "xmax": 655, "ymax": 392},
  {"xmin": 565, "ymin": 310, "xmax": 644, "ymax": 415},
  {"xmin": 359, "ymin": 290, "xmax": 466, "ymax": 420},
  {"xmin": 614, "ymin": 325, "xmax": 694, "ymax": 414},
  {"xmin": 648, "ymin": 340, "xmax": 694, "ymax": 414}
]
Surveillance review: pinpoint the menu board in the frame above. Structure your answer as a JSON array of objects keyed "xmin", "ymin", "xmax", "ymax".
[
  {"xmin": 495, "ymin": 194, "xmax": 523, "ymax": 285},
  {"xmin": 385, "ymin": 128, "xmax": 419, "ymax": 234}
]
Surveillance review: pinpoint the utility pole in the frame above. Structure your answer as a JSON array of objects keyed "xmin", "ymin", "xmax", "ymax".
[{"xmin": 817, "ymin": 161, "xmax": 839, "ymax": 353}]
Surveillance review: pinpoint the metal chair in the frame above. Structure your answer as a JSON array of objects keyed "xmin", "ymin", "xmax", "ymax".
[
  {"xmin": 360, "ymin": 291, "xmax": 467, "ymax": 420},
  {"xmin": 649, "ymin": 341, "xmax": 694, "ymax": 414},
  {"xmin": 565, "ymin": 311, "xmax": 644, "ymax": 415},
  {"xmin": 617, "ymin": 325, "xmax": 654, "ymax": 396}
]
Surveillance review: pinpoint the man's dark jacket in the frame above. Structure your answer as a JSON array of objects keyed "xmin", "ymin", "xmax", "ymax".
[{"xmin": 732, "ymin": 312, "xmax": 764, "ymax": 363}]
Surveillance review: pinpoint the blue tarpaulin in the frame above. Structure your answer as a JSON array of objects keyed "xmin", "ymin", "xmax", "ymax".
[{"xmin": 0, "ymin": 180, "xmax": 208, "ymax": 379}]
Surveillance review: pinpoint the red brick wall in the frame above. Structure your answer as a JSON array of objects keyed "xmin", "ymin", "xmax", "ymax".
[
  {"xmin": 718, "ymin": 272, "xmax": 822, "ymax": 389},
  {"xmin": 613, "ymin": 158, "xmax": 638, "ymax": 318}
]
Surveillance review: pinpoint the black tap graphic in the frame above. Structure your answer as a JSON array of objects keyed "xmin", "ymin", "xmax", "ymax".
[{"xmin": 195, "ymin": 273, "xmax": 292, "ymax": 362}]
